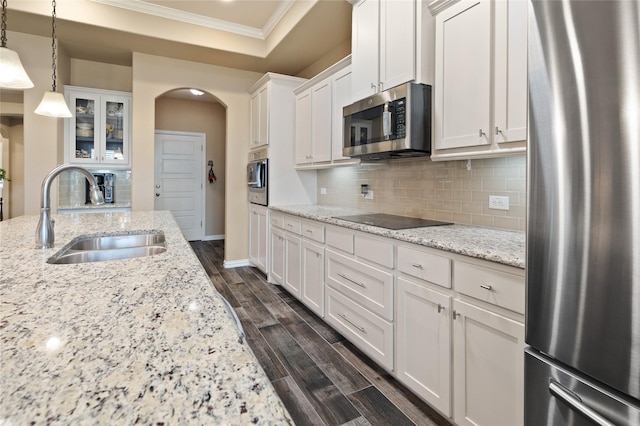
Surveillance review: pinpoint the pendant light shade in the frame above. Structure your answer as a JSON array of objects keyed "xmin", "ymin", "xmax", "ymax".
[
  {"xmin": 35, "ymin": 90, "xmax": 72, "ymax": 117},
  {"xmin": 35, "ymin": 0, "xmax": 72, "ymax": 118},
  {"xmin": 0, "ymin": 1, "xmax": 34, "ymax": 89}
]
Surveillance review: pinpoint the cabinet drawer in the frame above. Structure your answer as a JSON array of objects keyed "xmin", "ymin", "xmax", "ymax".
[
  {"xmin": 326, "ymin": 225, "xmax": 354, "ymax": 254},
  {"xmin": 354, "ymin": 234, "xmax": 394, "ymax": 268},
  {"xmin": 397, "ymin": 245, "xmax": 452, "ymax": 288},
  {"xmin": 454, "ymin": 261, "xmax": 525, "ymax": 314},
  {"xmin": 283, "ymin": 215, "xmax": 302, "ymax": 235},
  {"xmin": 302, "ymin": 220, "xmax": 325, "ymax": 243},
  {"xmin": 270, "ymin": 212, "xmax": 284, "ymax": 229},
  {"xmin": 325, "ymin": 287, "xmax": 394, "ymax": 371},
  {"xmin": 326, "ymin": 249, "xmax": 393, "ymax": 321}
]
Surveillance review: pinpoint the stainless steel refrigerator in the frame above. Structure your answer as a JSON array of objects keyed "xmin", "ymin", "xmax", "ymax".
[{"xmin": 526, "ymin": 1, "xmax": 640, "ymax": 425}]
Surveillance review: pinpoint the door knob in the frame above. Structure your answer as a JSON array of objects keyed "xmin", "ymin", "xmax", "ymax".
[{"xmin": 155, "ymin": 193, "xmax": 160, "ymax": 197}]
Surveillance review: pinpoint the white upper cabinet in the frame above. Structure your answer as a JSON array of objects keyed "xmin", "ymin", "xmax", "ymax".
[
  {"xmin": 65, "ymin": 86, "xmax": 131, "ymax": 167},
  {"xmin": 352, "ymin": 0, "xmax": 420, "ymax": 100},
  {"xmin": 432, "ymin": 0, "xmax": 527, "ymax": 160},
  {"xmin": 249, "ymin": 73, "xmax": 306, "ymax": 150},
  {"xmin": 294, "ymin": 56, "xmax": 359, "ymax": 168}
]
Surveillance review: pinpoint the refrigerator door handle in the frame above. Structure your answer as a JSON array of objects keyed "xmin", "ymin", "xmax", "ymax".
[{"xmin": 549, "ymin": 380, "xmax": 615, "ymax": 426}]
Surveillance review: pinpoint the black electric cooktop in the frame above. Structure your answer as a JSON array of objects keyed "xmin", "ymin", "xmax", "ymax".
[{"xmin": 332, "ymin": 213, "xmax": 452, "ymax": 230}]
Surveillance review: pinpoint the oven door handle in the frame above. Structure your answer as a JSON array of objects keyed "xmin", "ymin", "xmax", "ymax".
[{"xmin": 548, "ymin": 380, "xmax": 615, "ymax": 426}]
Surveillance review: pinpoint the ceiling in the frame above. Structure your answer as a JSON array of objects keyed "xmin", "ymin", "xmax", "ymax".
[{"xmin": 6, "ymin": 0, "xmax": 352, "ymax": 76}]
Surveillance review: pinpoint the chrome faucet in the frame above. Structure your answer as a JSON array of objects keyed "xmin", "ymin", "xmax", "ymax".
[{"xmin": 36, "ymin": 164, "xmax": 105, "ymax": 249}]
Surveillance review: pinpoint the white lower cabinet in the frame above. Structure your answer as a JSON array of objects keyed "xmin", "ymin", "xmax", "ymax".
[
  {"xmin": 269, "ymin": 227, "xmax": 285, "ymax": 285},
  {"xmin": 301, "ymin": 240, "xmax": 325, "ymax": 317},
  {"xmin": 326, "ymin": 286, "xmax": 394, "ymax": 371},
  {"xmin": 396, "ymin": 277, "xmax": 452, "ymax": 416},
  {"xmin": 284, "ymin": 232, "xmax": 302, "ymax": 299},
  {"xmin": 452, "ymin": 299, "xmax": 525, "ymax": 426},
  {"xmin": 248, "ymin": 204, "xmax": 268, "ymax": 273}
]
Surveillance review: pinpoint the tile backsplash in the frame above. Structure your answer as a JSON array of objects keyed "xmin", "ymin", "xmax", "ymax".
[
  {"xmin": 317, "ymin": 155, "xmax": 526, "ymax": 232},
  {"xmin": 58, "ymin": 169, "xmax": 132, "ymax": 207}
]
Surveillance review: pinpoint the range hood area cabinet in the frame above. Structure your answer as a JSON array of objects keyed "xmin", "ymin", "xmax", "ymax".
[
  {"xmin": 249, "ymin": 73, "xmax": 307, "ymax": 150},
  {"xmin": 294, "ymin": 56, "xmax": 359, "ymax": 168},
  {"xmin": 64, "ymin": 86, "xmax": 131, "ymax": 167},
  {"xmin": 350, "ymin": 0, "xmax": 435, "ymax": 101},
  {"xmin": 431, "ymin": 0, "xmax": 527, "ymax": 161}
]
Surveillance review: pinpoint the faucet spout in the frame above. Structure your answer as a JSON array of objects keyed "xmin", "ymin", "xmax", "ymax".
[{"xmin": 36, "ymin": 164, "xmax": 105, "ymax": 249}]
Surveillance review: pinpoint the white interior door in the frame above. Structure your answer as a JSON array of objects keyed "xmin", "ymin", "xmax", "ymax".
[{"xmin": 154, "ymin": 131, "xmax": 205, "ymax": 241}]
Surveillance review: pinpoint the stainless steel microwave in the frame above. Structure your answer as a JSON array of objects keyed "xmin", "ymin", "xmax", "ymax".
[
  {"xmin": 343, "ymin": 83, "xmax": 431, "ymax": 160},
  {"xmin": 247, "ymin": 156, "xmax": 268, "ymax": 206}
]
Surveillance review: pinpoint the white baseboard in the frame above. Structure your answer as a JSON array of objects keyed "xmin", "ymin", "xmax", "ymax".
[
  {"xmin": 223, "ymin": 259, "xmax": 250, "ymax": 269},
  {"xmin": 203, "ymin": 234, "xmax": 224, "ymax": 241}
]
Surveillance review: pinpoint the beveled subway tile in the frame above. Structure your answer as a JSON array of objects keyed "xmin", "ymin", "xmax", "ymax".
[
  {"xmin": 482, "ymin": 178, "xmax": 506, "ymax": 192},
  {"xmin": 493, "ymin": 216, "xmax": 520, "ymax": 231}
]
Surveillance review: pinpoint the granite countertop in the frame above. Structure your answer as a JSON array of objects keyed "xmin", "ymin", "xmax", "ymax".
[
  {"xmin": 58, "ymin": 201, "xmax": 132, "ymax": 211},
  {"xmin": 270, "ymin": 205, "xmax": 526, "ymax": 269},
  {"xmin": 0, "ymin": 211, "xmax": 292, "ymax": 425}
]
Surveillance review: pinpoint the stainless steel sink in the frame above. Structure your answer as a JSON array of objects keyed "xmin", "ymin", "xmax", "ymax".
[{"xmin": 48, "ymin": 231, "xmax": 167, "ymax": 264}]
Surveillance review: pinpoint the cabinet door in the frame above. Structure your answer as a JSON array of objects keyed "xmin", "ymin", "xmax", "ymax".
[
  {"xmin": 301, "ymin": 240, "xmax": 325, "ymax": 317},
  {"xmin": 249, "ymin": 207, "xmax": 260, "ymax": 264},
  {"xmin": 331, "ymin": 65, "xmax": 352, "ymax": 161},
  {"xmin": 453, "ymin": 299, "xmax": 525, "ymax": 426},
  {"xmin": 379, "ymin": 0, "xmax": 415, "ymax": 92},
  {"xmin": 351, "ymin": 0, "xmax": 380, "ymax": 101},
  {"xmin": 396, "ymin": 278, "xmax": 451, "ymax": 416},
  {"xmin": 295, "ymin": 90, "xmax": 312, "ymax": 165},
  {"xmin": 250, "ymin": 92, "xmax": 260, "ymax": 148},
  {"xmin": 284, "ymin": 233, "xmax": 302, "ymax": 299},
  {"xmin": 257, "ymin": 207, "xmax": 268, "ymax": 272},
  {"xmin": 311, "ymin": 77, "xmax": 332, "ymax": 163},
  {"xmin": 258, "ymin": 85, "xmax": 269, "ymax": 147},
  {"xmin": 101, "ymin": 95, "xmax": 129, "ymax": 165},
  {"xmin": 67, "ymin": 91, "xmax": 101, "ymax": 164},
  {"xmin": 493, "ymin": 0, "xmax": 527, "ymax": 144},
  {"xmin": 270, "ymin": 228, "xmax": 285, "ymax": 285},
  {"xmin": 435, "ymin": 0, "xmax": 491, "ymax": 150}
]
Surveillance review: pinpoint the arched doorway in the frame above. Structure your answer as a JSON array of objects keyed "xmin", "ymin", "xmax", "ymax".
[{"xmin": 154, "ymin": 88, "xmax": 226, "ymax": 241}]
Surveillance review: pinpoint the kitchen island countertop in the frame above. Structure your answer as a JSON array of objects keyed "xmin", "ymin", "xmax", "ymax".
[
  {"xmin": 0, "ymin": 211, "xmax": 291, "ymax": 425},
  {"xmin": 270, "ymin": 205, "xmax": 525, "ymax": 269}
]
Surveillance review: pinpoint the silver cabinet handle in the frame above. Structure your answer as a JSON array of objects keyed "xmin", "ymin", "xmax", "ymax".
[
  {"xmin": 549, "ymin": 380, "xmax": 615, "ymax": 426},
  {"xmin": 480, "ymin": 284, "xmax": 493, "ymax": 291},
  {"xmin": 437, "ymin": 304, "xmax": 445, "ymax": 313},
  {"xmin": 479, "ymin": 129, "xmax": 486, "ymax": 137},
  {"xmin": 495, "ymin": 126, "xmax": 503, "ymax": 135},
  {"xmin": 219, "ymin": 295, "xmax": 245, "ymax": 344},
  {"xmin": 370, "ymin": 82, "xmax": 376, "ymax": 89},
  {"xmin": 338, "ymin": 313, "xmax": 366, "ymax": 333},
  {"xmin": 306, "ymin": 229, "xmax": 313, "ymax": 233},
  {"xmin": 412, "ymin": 263, "xmax": 423, "ymax": 269},
  {"xmin": 453, "ymin": 310, "xmax": 461, "ymax": 319},
  {"xmin": 337, "ymin": 273, "xmax": 366, "ymax": 288}
]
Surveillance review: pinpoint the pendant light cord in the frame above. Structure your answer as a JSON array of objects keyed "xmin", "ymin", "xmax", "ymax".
[
  {"xmin": 50, "ymin": 0, "xmax": 58, "ymax": 92},
  {"xmin": 1, "ymin": 0, "xmax": 8, "ymax": 48}
]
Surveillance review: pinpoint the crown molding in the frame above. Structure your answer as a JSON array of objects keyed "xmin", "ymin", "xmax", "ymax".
[{"xmin": 90, "ymin": 0, "xmax": 294, "ymax": 40}]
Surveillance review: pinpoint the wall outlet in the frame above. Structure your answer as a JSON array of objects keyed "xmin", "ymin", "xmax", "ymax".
[
  {"xmin": 489, "ymin": 195, "xmax": 509, "ymax": 210},
  {"xmin": 364, "ymin": 190, "xmax": 374, "ymax": 200},
  {"xmin": 320, "ymin": 187, "xmax": 327, "ymax": 195}
]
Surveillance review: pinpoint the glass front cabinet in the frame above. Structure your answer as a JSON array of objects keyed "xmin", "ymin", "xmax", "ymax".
[{"xmin": 64, "ymin": 86, "xmax": 132, "ymax": 167}]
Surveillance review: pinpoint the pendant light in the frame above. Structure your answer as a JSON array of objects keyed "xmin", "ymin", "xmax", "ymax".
[
  {"xmin": 35, "ymin": 0, "xmax": 71, "ymax": 117},
  {"xmin": 0, "ymin": 0, "xmax": 34, "ymax": 89}
]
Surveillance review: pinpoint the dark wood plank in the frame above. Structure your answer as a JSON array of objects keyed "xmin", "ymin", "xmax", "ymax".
[
  {"xmin": 340, "ymin": 417, "xmax": 371, "ymax": 426},
  {"xmin": 333, "ymin": 342, "xmax": 452, "ymax": 426},
  {"xmin": 234, "ymin": 307, "xmax": 288, "ymax": 381},
  {"xmin": 226, "ymin": 281, "xmax": 279, "ymax": 328},
  {"xmin": 260, "ymin": 323, "xmax": 361, "ymax": 426},
  {"xmin": 278, "ymin": 310, "xmax": 371, "ymax": 395},
  {"xmin": 347, "ymin": 386, "xmax": 415, "ymax": 426},
  {"xmin": 277, "ymin": 290, "xmax": 345, "ymax": 345},
  {"xmin": 271, "ymin": 376, "xmax": 325, "ymax": 426},
  {"xmin": 207, "ymin": 273, "xmax": 241, "ymax": 308}
]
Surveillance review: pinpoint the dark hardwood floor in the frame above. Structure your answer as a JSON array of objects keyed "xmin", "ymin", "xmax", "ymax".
[{"xmin": 190, "ymin": 240, "xmax": 452, "ymax": 426}]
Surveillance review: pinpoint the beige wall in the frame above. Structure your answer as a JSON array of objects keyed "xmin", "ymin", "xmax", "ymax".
[
  {"xmin": 155, "ymin": 96, "xmax": 226, "ymax": 238},
  {"xmin": 70, "ymin": 59, "xmax": 133, "ymax": 92},
  {"xmin": 132, "ymin": 52, "xmax": 262, "ymax": 263},
  {"xmin": 318, "ymin": 155, "xmax": 527, "ymax": 232},
  {"xmin": 0, "ymin": 118, "xmax": 25, "ymax": 218}
]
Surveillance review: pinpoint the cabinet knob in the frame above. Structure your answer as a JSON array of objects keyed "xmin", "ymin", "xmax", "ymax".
[
  {"xmin": 155, "ymin": 193, "xmax": 160, "ymax": 197},
  {"xmin": 412, "ymin": 263, "xmax": 423, "ymax": 269},
  {"xmin": 480, "ymin": 284, "xmax": 493, "ymax": 291},
  {"xmin": 437, "ymin": 304, "xmax": 445, "ymax": 313},
  {"xmin": 371, "ymin": 82, "xmax": 376, "ymax": 89},
  {"xmin": 453, "ymin": 310, "xmax": 461, "ymax": 319},
  {"xmin": 495, "ymin": 126, "xmax": 503, "ymax": 135},
  {"xmin": 479, "ymin": 129, "xmax": 486, "ymax": 137}
]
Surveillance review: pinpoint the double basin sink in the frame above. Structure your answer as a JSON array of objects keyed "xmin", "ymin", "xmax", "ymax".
[{"xmin": 47, "ymin": 231, "xmax": 167, "ymax": 264}]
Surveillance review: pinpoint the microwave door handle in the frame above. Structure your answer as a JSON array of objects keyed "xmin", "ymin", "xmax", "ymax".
[{"xmin": 383, "ymin": 110, "xmax": 392, "ymax": 138}]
